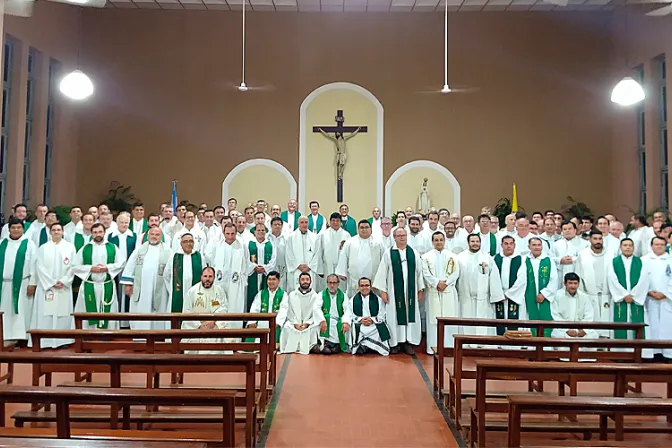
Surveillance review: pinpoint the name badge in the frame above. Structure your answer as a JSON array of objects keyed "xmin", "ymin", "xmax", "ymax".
[
  {"xmin": 232, "ymin": 272, "xmax": 240, "ymax": 283},
  {"xmin": 45, "ymin": 290, "xmax": 55, "ymax": 302},
  {"xmin": 216, "ymin": 270, "xmax": 223, "ymax": 281}
]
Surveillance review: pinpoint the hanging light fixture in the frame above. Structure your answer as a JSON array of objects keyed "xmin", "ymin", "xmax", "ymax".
[
  {"xmin": 611, "ymin": 5, "xmax": 644, "ymax": 106},
  {"xmin": 60, "ymin": 69, "xmax": 94, "ymax": 100}
]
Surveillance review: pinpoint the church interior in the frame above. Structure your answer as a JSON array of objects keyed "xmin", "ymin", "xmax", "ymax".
[{"xmin": 0, "ymin": 1, "xmax": 671, "ymax": 447}]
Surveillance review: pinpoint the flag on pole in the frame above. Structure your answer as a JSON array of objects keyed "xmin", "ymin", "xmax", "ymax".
[
  {"xmin": 511, "ymin": 183, "xmax": 518, "ymax": 212},
  {"xmin": 171, "ymin": 180, "xmax": 178, "ymax": 213}
]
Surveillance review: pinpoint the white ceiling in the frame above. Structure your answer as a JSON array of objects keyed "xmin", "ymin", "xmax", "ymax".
[{"xmin": 104, "ymin": 0, "xmax": 618, "ymax": 12}]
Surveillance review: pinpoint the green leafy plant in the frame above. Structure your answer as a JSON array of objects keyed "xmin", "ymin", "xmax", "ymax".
[
  {"xmin": 561, "ymin": 196, "xmax": 593, "ymax": 220},
  {"xmin": 493, "ymin": 198, "xmax": 513, "ymax": 229},
  {"xmin": 101, "ymin": 181, "xmax": 137, "ymax": 214},
  {"xmin": 52, "ymin": 205, "xmax": 72, "ymax": 225}
]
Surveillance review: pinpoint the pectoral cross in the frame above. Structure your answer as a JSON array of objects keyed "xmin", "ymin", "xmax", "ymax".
[{"xmin": 313, "ymin": 110, "xmax": 368, "ymax": 202}]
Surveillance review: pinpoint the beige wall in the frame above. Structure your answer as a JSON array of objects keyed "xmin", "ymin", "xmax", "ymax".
[
  {"xmin": 73, "ymin": 10, "xmax": 613, "ymax": 219},
  {"xmin": 304, "ymin": 86, "xmax": 379, "ymax": 219},
  {"xmin": 1, "ymin": 2, "xmax": 80, "ymax": 214},
  {"xmin": 388, "ymin": 165, "xmax": 457, "ymax": 216},
  {"xmin": 610, "ymin": 11, "xmax": 672, "ymax": 220},
  {"xmin": 226, "ymin": 163, "xmax": 294, "ymax": 212}
]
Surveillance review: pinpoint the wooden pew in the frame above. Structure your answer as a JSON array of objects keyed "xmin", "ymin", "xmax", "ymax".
[
  {"xmin": 433, "ymin": 317, "xmax": 646, "ymax": 400},
  {"xmin": 471, "ymin": 360, "xmax": 672, "ymax": 447},
  {"xmin": 0, "ymin": 311, "xmax": 13, "ymax": 384},
  {"xmin": 448, "ymin": 335, "xmax": 672, "ymax": 427},
  {"xmin": 0, "ymin": 439, "xmax": 207, "ymax": 447},
  {"xmin": 0, "ymin": 351, "xmax": 257, "ymax": 447},
  {"xmin": 28, "ymin": 328, "xmax": 271, "ymax": 409},
  {"xmin": 506, "ymin": 395, "xmax": 672, "ymax": 448},
  {"xmin": 0, "ymin": 385, "xmax": 236, "ymax": 447},
  {"xmin": 73, "ymin": 312, "xmax": 279, "ymax": 386}
]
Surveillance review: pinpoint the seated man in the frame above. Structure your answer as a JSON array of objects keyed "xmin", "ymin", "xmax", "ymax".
[
  {"xmin": 349, "ymin": 277, "xmax": 391, "ymax": 356},
  {"xmin": 247, "ymin": 271, "xmax": 285, "ymax": 341},
  {"xmin": 181, "ymin": 266, "xmax": 231, "ymax": 354},
  {"xmin": 550, "ymin": 272, "xmax": 598, "ymax": 340},
  {"xmin": 278, "ymin": 272, "xmax": 324, "ymax": 355},
  {"xmin": 317, "ymin": 274, "xmax": 351, "ymax": 354}
]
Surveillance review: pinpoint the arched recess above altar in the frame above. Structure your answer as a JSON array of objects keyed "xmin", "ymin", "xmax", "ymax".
[
  {"xmin": 221, "ymin": 158, "xmax": 297, "ymax": 209},
  {"xmin": 299, "ymin": 82, "xmax": 384, "ymax": 220}
]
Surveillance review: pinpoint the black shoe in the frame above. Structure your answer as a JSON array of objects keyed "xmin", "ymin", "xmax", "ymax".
[
  {"xmin": 390, "ymin": 345, "xmax": 400, "ymax": 354},
  {"xmin": 403, "ymin": 343, "xmax": 415, "ymax": 356},
  {"xmin": 322, "ymin": 346, "xmax": 332, "ymax": 354}
]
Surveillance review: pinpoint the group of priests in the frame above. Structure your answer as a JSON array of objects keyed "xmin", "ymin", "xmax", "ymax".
[{"xmin": 0, "ymin": 198, "xmax": 670, "ymax": 359}]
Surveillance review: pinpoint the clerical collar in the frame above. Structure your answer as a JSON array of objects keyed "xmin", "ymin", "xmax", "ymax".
[
  {"xmin": 621, "ymin": 254, "xmax": 633, "ymax": 259},
  {"xmin": 9, "ymin": 236, "xmax": 21, "ymax": 241},
  {"xmin": 566, "ymin": 291, "xmax": 578, "ymax": 298}
]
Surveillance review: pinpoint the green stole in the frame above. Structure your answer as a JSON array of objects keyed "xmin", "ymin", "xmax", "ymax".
[
  {"xmin": 524, "ymin": 257, "xmax": 553, "ymax": 336},
  {"xmin": 142, "ymin": 231, "xmax": 165, "ymax": 244},
  {"xmin": 171, "ymin": 252, "xmax": 203, "ymax": 313},
  {"xmin": 486, "ymin": 233, "xmax": 496, "ymax": 256},
  {"xmin": 341, "ymin": 216, "xmax": 357, "ymax": 237},
  {"xmin": 39, "ymin": 227, "xmax": 49, "ymax": 247},
  {"xmin": 320, "ymin": 288, "xmax": 347, "ymax": 352},
  {"xmin": 81, "ymin": 243, "xmax": 116, "ymax": 329},
  {"xmin": 493, "ymin": 254, "xmax": 521, "ymax": 335},
  {"xmin": 140, "ymin": 219, "xmax": 149, "ymax": 234},
  {"xmin": 280, "ymin": 211, "xmax": 301, "ymax": 230},
  {"xmin": 0, "ymin": 238, "xmax": 29, "ymax": 313},
  {"xmin": 72, "ymin": 233, "xmax": 89, "ymax": 291},
  {"xmin": 390, "ymin": 247, "xmax": 417, "ymax": 325},
  {"xmin": 23, "ymin": 221, "xmax": 31, "ymax": 232},
  {"xmin": 107, "ymin": 232, "xmax": 138, "ymax": 260},
  {"xmin": 245, "ymin": 288, "xmax": 285, "ymax": 343},
  {"xmin": 353, "ymin": 292, "xmax": 391, "ymax": 343},
  {"xmin": 612, "ymin": 256, "xmax": 645, "ymax": 339},
  {"xmin": 308, "ymin": 214, "xmax": 324, "ymax": 233},
  {"xmin": 246, "ymin": 240, "xmax": 273, "ymax": 312}
]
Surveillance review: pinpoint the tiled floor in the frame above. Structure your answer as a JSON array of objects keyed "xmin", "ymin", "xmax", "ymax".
[{"xmin": 264, "ymin": 353, "xmax": 460, "ymax": 447}]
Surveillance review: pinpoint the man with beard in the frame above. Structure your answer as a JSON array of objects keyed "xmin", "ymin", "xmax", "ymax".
[
  {"xmin": 73, "ymin": 223, "xmax": 125, "ymax": 329},
  {"xmin": 121, "ymin": 227, "xmax": 172, "ymax": 329},
  {"xmin": 181, "ymin": 267, "xmax": 231, "ymax": 354},
  {"xmin": 277, "ymin": 272, "xmax": 324, "ymax": 354},
  {"xmin": 316, "ymin": 275, "xmax": 351, "ymax": 354},
  {"xmin": 574, "ymin": 230, "xmax": 611, "ymax": 337},
  {"xmin": 286, "ymin": 216, "xmax": 321, "ymax": 292},
  {"xmin": 336, "ymin": 220, "xmax": 384, "ymax": 297},
  {"xmin": 349, "ymin": 277, "xmax": 390, "ymax": 356}
]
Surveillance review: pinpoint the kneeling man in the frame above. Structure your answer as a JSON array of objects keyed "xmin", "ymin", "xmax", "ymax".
[
  {"xmin": 551, "ymin": 273, "xmax": 597, "ymax": 339},
  {"xmin": 278, "ymin": 272, "xmax": 324, "ymax": 355},
  {"xmin": 317, "ymin": 275, "xmax": 351, "ymax": 354},
  {"xmin": 350, "ymin": 277, "xmax": 390, "ymax": 356}
]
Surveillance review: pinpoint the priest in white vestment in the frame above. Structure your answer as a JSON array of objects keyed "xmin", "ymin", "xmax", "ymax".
[
  {"xmin": 476, "ymin": 214, "xmax": 500, "ymax": 257},
  {"xmin": 285, "ymin": 216, "xmax": 321, "ymax": 292},
  {"xmin": 73, "ymin": 223, "xmax": 125, "ymax": 330},
  {"xmin": 121, "ymin": 227, "xmax": 172, "ymax": 330},
  {"xmin": 277, "ymin": 272, "xmax": 325, "ymax": 355},
  {"xmin": 25, "ymin": 205, "xmax": 47, "ymax": 247},
  {"xmin": 422, "ymin": 231, "xmax": 460, "ymax": 353},
  {"xmin": 524, "ymin": 238, "xmax": 560, "ymax": 336},
  {"xmin": 513, "ymin": 218, "xmax": 536, "ymax": 257},
  {"xmin": 29, "ymin": 223, "xmax": 76, "ymax": 348},
  {"xmin": 0, "ymin": 204, "xmax": 30, "ymax": 240},
  {"xmin": 607, "ymin": 238, "xmax": 650, "ymax": 340},
  {"xmin": 171, "ymin": 211, "xmax": 207, "ymax": 254},
  {"xmin": 420, "ymin": 212, "xmax": 445, "ymax": 250},
  {"xmin": 202, "ymin": 210, "xmax": 221, "ymax": 248},
  {"xmin": 135, "ymin": 214, "xmax": 163, "ymax": 249},
  {"xmin": 316, "ymin": 275, "xmax": 352, "ymax": 354},
  {"xmin": 373, "ymin": 228, "xmax": 425, "ymax": 355},
  {"xmin": 268, "ymin": 218, "xmax": 288, "ymax": 291},
  {"xmin": 550, "ymin": 273, "xmax": 598, "ymax": 339},
  {"xmin": 31, "ymin": 211, "xmax": 57, "ymax": 248},
  {"xmin": 457, "ymin": 234, "xmax": 504, "ymax": 338},
  {"xmin": 374, "ymin": 217, "xmax": 394, "ymax": 250},
  {"xmin": 368, "ymin": 207, "xmax": 383, "ymax": 238},
  {"xmin": 443, "ymin": 222, "xmax": 465, "ymax": 255},
  {"xmin": 130, "ymin": 203, "xmax": 149, "ymax": 237},
  {"xmin": 492, "ymin": 236, "xmax": 527, "ymax": 334},
  {"xmin": 336, "ymin": 220, "xmax": 384, "ymax": 297},
  {"xmin": 206, "ymin": 223, "xmax": 251, "ymax": 328},
  {"xmin": 163, "ymin": 234, "xmax": 206, "ymax": 313},
  {"xmin": 248, "ymin": 271, "xmax": 285, "ymax": 341},
  {"xmin": 574, "ymin": 230, "xmax": 611, "ymax": 337},
  {"xmin": 307, "ymin": 201, "xmax": 326, "ymax": 234},
  {"xmin": 63, "ymin": 206, "xmax": 83, "ymax": 242},
  {"xmin": 628, "ymin": 216, "xmax": 655, "ymax": 258},
  {"xmin": 246, "ymin": 224, "xmax": 277, "ymax": 312},
  {"xmin": 318, "ymin": 213, "xmax": 350, "ymax": 291},
  {"xmin": 407, "ymin": 216, "xmax": 431, "ymax": 255},
  {"xmin": 181, "ymin": 267, "xmax": 232, "ymax": 354},
  {"xmin": 0, "ymin": 218, "xmax": 37, "ymax": 341},
  {"xmin": 497, "ymin": 214, "xmax": 517, "ymax": 239},
  {"xmin": 604, "ymin": 222, "xmax": 625, "ymax": 259},
  {"xmin": 642, "ymin": 236, "xmax": 672, "ymax": 359},
  {"xmin": 552, "ymin": 221, "xmax": 589, "ymax": 280},
  {"xmin": 348, "ymin": 277, "xmax": 390, "ymax": 356}
]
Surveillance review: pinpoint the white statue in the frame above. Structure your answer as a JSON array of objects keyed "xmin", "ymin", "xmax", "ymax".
[{"xmin": 418, "ymin": 177, "xmax": 431, "ymax": 214}]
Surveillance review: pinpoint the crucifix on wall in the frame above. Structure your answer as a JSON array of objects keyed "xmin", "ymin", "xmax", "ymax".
[{"xmin": 313, "ymin": 109, "xmax": 368, "ymax": 202}]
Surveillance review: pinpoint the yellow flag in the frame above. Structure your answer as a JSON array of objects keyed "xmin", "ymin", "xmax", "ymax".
[{"xmin": 512, "ymin": 184, "xmax": 518, "ymax": 212}]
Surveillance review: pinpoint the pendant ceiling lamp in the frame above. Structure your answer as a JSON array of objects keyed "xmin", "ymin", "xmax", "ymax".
[{"xmin": 611, "ymin": 5, "xmax": 644, "ymax": 106}]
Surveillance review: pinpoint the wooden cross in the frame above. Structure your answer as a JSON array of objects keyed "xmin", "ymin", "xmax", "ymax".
[{"xmin": 313, "ymin": 110, "xmax": 368, "ymax": 202}]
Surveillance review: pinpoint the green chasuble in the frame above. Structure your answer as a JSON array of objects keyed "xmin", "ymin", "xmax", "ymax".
[
  {"xmin": 390, "ymin": 247, "xmax": 417, "ymax": 325},
  {"xmin": 493, "ymin": 254, "xmax": 521, "ymax": 335},
  {"xmin": 0, "ymin": 238, "xmax": 29, "ymax": 313},
  {"xmin": 524, "ymin": 257, "xmax": 553, "ymax": 337},
  {"xmin": 308, "ymin": 214, "xmax": 324, "ymax": 233},
  {"xmin": 139, "ymin": 219, "xmax": 150, "ymax": 234},
  {"xmin": 107, "ymin": 233, "xmax": 137, "ymax": 260},
  {"xmin": 341, "ymin": 216, "xmax": 357, "ymax": 237},
  {"xmin": 485, "ymin": 233, "xmax": 497, "ymax": 256},
  {"xmin": 320, "ymin": 288, "xmax": 348, "ymax": 352},
  {"xmin": 280, "ymin": 211, "xmax": 301, "ymax": 231},
  {"xmin": 245, "ymin": 288, "xmax": 285, "ymax": 343},
  {"xmin": 81, "ymin": 243, "xmax": 116, "ymax": 329},
  {"xmin": 612, "ymin": 256, "xmax": 645, "ymax": 339},
  {"xmin": 246, "ymin": 240, "xmax": 273, "ymax": 312},
  {"xmin": 353, "ymin": 292, "xmax": 391, "ymax": 343},
  {"xmin": 171, "ymin": 252, "xmax": 203, "ymax": 313}
]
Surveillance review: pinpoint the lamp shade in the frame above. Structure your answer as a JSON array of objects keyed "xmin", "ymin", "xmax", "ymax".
[
  {"xmin": 610, "ymin": 76, "xmax": 645, "ymax": 106},
  {"xmin": 59, "ymin": 69, "xmax": 94, "ymax": 100}
]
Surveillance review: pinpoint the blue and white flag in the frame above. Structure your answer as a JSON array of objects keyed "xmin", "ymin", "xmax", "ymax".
[{"xmin": 171, "ymin": 180, "xmax": 178, "ymax": 213}]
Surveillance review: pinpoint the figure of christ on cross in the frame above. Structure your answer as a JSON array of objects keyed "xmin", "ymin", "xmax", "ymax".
[{"xmin": 313, "ymin": 109, "xmax": 368, "ymax": 202}]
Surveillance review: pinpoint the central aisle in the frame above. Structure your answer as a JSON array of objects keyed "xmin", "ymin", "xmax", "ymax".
[{"xmin": 263, "ymin": 354, "xmax": 460, "ymax": 447}]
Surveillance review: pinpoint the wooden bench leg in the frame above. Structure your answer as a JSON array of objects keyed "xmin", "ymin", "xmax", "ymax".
[
  {"xmin": 599, "ymin": 414, "xmax": 608, "ymax": 441},
  {"xmin": 470, "ymin": 408, "xmax": 477, "ymax": 448},
  {"xmin": 614, "ymin": 413, "xmax": 624, "ymax": 441},
  {"xmin": 507, "ymin": 403, "xmax": 521, "ymax": 448}
]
